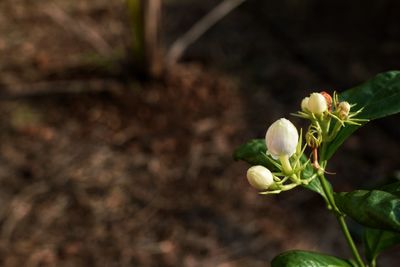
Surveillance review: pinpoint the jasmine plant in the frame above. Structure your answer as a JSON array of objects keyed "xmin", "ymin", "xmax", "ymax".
[{"xmin": 234, "ymin": 71, "xmax": 400, "ymax": 267}]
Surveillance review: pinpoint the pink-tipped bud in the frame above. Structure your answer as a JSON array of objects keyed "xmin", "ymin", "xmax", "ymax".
[{"xmin": 320, "ymin": 91, "xmax": 333, "ymax": 111}]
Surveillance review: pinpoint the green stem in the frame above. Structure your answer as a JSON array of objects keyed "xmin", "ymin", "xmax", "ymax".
[
  {"xmin": 337, "ymin": 215, "xmax": 365, "ymax": 267},
  {"xmin": 319, "ymin": 116, "xmax": 331, "ymax": 140},
  {"xmin": 279, "ymin": 155, "xmax": 293, "ymax": 175},
  {"xmin": 318, "ymin": 173, "xmax": 366, "ymax": 267},
  {"xmin": 318, "ymin": 173, "xmax": 338, "ymax": 213},
  {"xmin": 319, "ymin": 143, "xmax": 328, "ymax": 165},
  {"xmin": 279, "ymin": 155, "xmax": 301, "ymax": 184}
]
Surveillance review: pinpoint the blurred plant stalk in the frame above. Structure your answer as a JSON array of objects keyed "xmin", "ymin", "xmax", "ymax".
[
  {"xmin": 127, "ymin": 0, "xmax": 163, "ymax": 78},
  {"xmin": 167, "ymin": 0, "xmax": 246, "ymax": 65}
]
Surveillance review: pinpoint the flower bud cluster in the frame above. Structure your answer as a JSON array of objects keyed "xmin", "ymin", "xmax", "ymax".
[
  {"xmin": 244, "ymin": 91, "xmax": 366, "ymax": 195},
  {"xmin": 246, "ymin": 118, "xmax": 313, "ymax": 194},
  {"xmin": 296, "ymin": 91, "xmax": 367, "ymax": 147}
]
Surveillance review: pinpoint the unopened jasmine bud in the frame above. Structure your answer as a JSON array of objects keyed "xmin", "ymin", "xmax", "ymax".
[
  {"xmin": 246, "ymin": 165, "xmax": 274, "ymax": 190},
  {"xmin": 308, "ymin": 93, "xmax": 328, "ymax": 115},
  {"xmin": 338, "ymin": 101, "xmax": 351, "ymax": 119},
  {"xmin": 266, "ymin": 118, "xmax": 299, "ymax": 159},
  {"xmin": 301, "ymin": 97, "xmax": 309, "ymax": 112},
  {"xmin": 320, "ymin": 91, "xmax": 333, "ymax": 111}
]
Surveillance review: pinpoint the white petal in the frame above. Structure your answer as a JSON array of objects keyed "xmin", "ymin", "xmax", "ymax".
[{"xmin": 265, "ymin": 118, "xmax": 299, "ymax": 158}]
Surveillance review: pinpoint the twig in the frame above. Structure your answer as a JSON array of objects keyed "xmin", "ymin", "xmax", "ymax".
[
  {"xmin": 42, "ymin": 3, "xmax": 112, "ymax": 56},
  {"xmin": 144, "ymin": 0, "xmax": 162, "ymax": 76},
  {"xmin": 166, "ymin": 0, "xmax": 247, "ymax": 65},
  {"xmin": 1, "ymin": 182, "xmax": 49, "ymax": 241},
  {"xmin": 128, "ymin": 0, "xmax": 162, "ymax": 77}
]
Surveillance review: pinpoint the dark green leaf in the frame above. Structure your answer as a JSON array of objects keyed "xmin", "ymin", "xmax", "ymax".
[
  {"xmin": 302, "ymin": 177, "xmax": 331, "ymax": 203},
  {"xmin": 362, "ymin": 182, "xmax": 400, "ymax": 264},
  {"xmin": 271, "ymin": 250, "xmax": 354, "ymax": 267},
  {"xmin": 300, "ymin": 154, "xmax": 314, "ymax": 179},
  {"xmin": 364, "ymin": 227, "xmax": 400, "ymax": 264},
  {"xmin": 335, "ymin": 190, "xmax": 400, "ymax": 232},
  {"xmin": 233, "ymin": 139, "xmax": 278, "ymax": 171},
  {"xmin": 340, "ymin": 71, "xmax": 400, "ymax": 119},
  {"xmin": 303, "ymin": 177, "xmax": 324, "ymax": 195},
  {"xmin": 326, "ymin": 71, "xmax": 400, "ymax": 159},
  {"xmin": 378, "ymin": 182, "xmax": 400, "ymax": 198}
]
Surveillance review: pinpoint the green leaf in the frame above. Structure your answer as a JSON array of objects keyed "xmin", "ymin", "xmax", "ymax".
[
  {"xmin": 335, "ymin": 190, "xmax": 400, "ymax": 232},
  {"xmin": 362, "ymin": 182, "xmax": 400, "ymax": 265},
  {"xmin": 364, "ymin": 227, "xmax": 400, "ymax": 264},
  {"xmin": 340, "ymin": 71, "xmax": 400, "ymax": 119},
  {"xmin": 378, "ymin": 181, "xmax": 400, "ymax": 198},
  {"xmin": 271, "ymin": 250, "xmax": 354, "ymax": 267},
  {"xmin": 303, "ymin": 178, "xmax": 330, "ymax": 203},
  {"xmin": 326, "ymin": 71, "xmax": 400, "ymax": 159},
  {"xmin": 233, "ymin": 139, "xmax": 278, "ymax": 171}
]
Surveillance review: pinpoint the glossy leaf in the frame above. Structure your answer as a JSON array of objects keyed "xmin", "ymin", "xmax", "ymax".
[
  {"xmin": 335, "ymin": 190, "xmax": 400, "ymax": 232},
  {"xmin": 362, "ymin": 182, "xmax": 400, "ymax": 264},
  {"xmin": 364, "ymin": 227, "xmax": 400, "ymax": 264},
  {"xmin": 340, "ymin": 71, "xmax": 400, "ymax": 119},
  {"xmin": 326, "ymin": 71, "xmax": 400, "ymax": 160},
  {"xmin": 379, "ymin": 181, "xmax": 400, "ymax": 197},
  {"xmin": 271, "ymin": 250, "xmax": 354, "ymax": 267},
  {"xmin": 233, "ymin": 139, "xmax": 278, "ymax": 171},
  {"xmin": 302, "ymin": 176, "xmax": 331, "ymax": 204}
]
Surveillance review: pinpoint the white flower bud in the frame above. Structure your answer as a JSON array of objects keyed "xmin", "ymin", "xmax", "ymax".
[
  {"xmin": 246, "ymin": 165, "xmax": 274, "ymax": 190},
  {"xmin": 308, "ymin": 93, "xmax": 328, "ymax": 115},
  {"xmin": 338, "ymin": 101, "xmax": 351, "ymax": 119},
  {"xmin": 338, "ymin": 101, "xmax": 350, "ymax": 113},
  {"xmin": 301, "ymin": 97, "xmax": 309, "ymax": 112},
  {"xmin": 265, "ymin": 118, "xmax": 299, "ymax": 159}
]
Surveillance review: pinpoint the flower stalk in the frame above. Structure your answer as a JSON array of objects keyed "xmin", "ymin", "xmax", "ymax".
[{"xmin": 279, "ymin": 155, "xmax": 293, "ymax": 175}]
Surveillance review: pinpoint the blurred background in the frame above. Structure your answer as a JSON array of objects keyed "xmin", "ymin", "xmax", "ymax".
[{"xmin": 0, "ymin": 0, "xmax": 399, "ymax": 266}]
